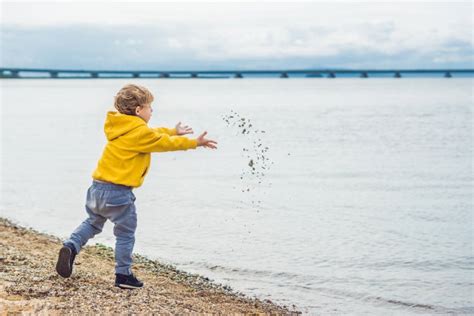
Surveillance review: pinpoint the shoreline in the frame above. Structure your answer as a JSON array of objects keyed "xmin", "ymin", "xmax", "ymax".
[{"xmin": 0, "ymin": 217, "xmax": 301, "ymax": 314}]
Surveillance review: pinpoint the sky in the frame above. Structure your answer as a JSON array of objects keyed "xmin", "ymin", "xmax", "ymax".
[{"xmin": 1, "ymin": 1, "xmax": 473, "ymax": 70}]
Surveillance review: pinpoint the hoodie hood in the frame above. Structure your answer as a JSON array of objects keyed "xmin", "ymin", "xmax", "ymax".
[{"xmin": 104, "ymin": 111, "xmax": 145, "ymax": 141}]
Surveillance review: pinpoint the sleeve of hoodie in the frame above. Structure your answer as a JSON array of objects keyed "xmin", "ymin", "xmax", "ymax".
[
  {"xmin": 153, "ymin": 127, "xmax": 178, "ymax": 136},
  {"xmin": 133, "ymin": 126, "xmax": 198, "ymax": 153}
]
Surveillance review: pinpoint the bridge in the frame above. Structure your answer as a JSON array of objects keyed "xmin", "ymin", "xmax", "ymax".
[{"xmin": 1, "ymin": 67, "xmax": 473, "ymax": 79}]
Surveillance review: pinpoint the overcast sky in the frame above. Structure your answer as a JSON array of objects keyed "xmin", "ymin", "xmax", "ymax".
[{"xmin": 1, "ymin": 1, "xmax": 472, "ymax": 70}]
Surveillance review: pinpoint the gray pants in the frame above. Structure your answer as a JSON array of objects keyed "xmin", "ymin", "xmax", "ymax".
[{"xmin": 65, "ymin": 180, "xmax": 137, "ymax": 275}]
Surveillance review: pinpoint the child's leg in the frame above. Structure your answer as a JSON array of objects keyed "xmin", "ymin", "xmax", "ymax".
[
  {"xmin": 109, "ymin": 203, "xmax": 137, "ymax": 275},
  {"xmin": 65, "ymin": 205, "xmax": 107, "ymax": 253}
]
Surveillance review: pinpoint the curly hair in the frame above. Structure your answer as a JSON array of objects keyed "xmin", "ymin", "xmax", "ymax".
[{"xmin": 114, "ymin": 84, "xmax": 154, "ymax": 115}]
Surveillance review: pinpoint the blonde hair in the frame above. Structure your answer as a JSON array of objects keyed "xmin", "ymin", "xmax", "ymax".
[{"xmin": 114, "ymin": 84, "xmax": 154, "ymax": 115}]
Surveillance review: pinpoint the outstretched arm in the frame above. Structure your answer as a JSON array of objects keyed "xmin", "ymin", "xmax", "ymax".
[
  {"xmin": 153, "ymin": 122, "xmax": 193, "ymax": 136},
  {"xmin": 135, "ymin": 127, "xmax": 198, "ymax": 153},
  {"xmin": 132, "ymin": 126, "xmax": 217, "ymax": 152},
  {"xmin": 153, "ymin": 127, "xmax": 177, "ymax": 136}
]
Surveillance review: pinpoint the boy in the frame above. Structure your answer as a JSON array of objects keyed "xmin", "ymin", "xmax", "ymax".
[{"xmin": 56, "ymin": 84, "xmax": 217, "ymax": 289}]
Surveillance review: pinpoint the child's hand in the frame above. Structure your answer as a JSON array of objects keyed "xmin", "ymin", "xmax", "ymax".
[
  {"xmin": 196, "ymin": 131, "xmax": 218, "ymax": 149},
  {"xmin": 175, "ymin": 122, "xmax": 194, "ymax": 135}
]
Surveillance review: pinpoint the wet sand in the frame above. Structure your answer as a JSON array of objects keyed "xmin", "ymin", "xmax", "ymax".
[{"xmin": 0, "ymin": 218, "xmax": 300, "ymax": 315}]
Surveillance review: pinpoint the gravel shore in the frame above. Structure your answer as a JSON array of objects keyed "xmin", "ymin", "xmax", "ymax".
[{"xmin": 0, "ymin": 218, "xmax": 300, "ymax": 315}]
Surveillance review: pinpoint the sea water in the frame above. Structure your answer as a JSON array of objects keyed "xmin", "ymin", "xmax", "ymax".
[{"xmin": 1, "ymin": 78, "xmax": 472, "ymax": 314}]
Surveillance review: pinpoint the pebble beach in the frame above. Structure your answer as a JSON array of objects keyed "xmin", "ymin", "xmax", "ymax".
[{"xmin": 0, "ymin": 218, "xmax": 300, "ymax": 315}]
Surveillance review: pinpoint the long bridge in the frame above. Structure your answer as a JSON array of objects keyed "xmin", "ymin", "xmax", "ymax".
[{"xmin": 1, "ymin": 67, "xmax": 473, "ymax": 79}]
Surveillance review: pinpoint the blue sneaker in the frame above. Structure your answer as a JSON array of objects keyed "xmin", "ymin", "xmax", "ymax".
[
  {"xmin": 115, "ymin": 273, "xmax": 144, "ymax": 289},
  {"xmin": 56, "ymin": 243, "xmax": 77, "ymax": 278}
]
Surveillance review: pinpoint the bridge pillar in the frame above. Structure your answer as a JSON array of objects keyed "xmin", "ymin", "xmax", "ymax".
[
  {"xmin": 191, "ymin": 73, "xmax": 198, "ymax": 78},
  {"xmin": 394, "ymin": 72, "xmax": 401, "ymax": 78},
  {"xmin": 328, "ymin": 72, "xmax": 336, "ymax": 78},
  {"xmin": 0, "ymin": 70, "xmax": 18, "ymax": 78},
  {"xmin": 50, "ymin": 72, "xmax": 58, "ymax": 78},
  {"xmin": 234, "ymin": 73, "xmax": 243, "ymax": 78},
  {"xmin": 91, "ymin": 72, "xmax": 99, "ymax": 78},
  {"xmin": 280, "ymin": 72, "xmax": 289, "ymax": 78},
  {"xmin": 444, "ymin": 72, "xmax": 452, "ymax": 78},
  {"xmin": 360, "ymin": 72, "xmax": 368, "ymax": 78}
]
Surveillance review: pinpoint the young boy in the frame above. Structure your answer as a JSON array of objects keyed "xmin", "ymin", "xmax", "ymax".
[{"xmin": 56, "ymin": 84, "xmax": 217, "ymax": 289}]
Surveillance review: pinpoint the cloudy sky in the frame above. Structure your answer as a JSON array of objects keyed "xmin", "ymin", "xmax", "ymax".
[{"xmin": 1, "ymin": 1, "xmax": 472, "ymax": 70}]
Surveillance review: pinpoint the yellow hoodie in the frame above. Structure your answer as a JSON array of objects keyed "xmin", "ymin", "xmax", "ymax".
[{"xmin": 92, "ymin": 111, "xmax": 198, "ymax": 188}]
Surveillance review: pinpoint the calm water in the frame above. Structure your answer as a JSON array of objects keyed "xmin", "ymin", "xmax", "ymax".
[{"xmin": 1, "ymin": 78, "xmax": 473, "ymax": 314}]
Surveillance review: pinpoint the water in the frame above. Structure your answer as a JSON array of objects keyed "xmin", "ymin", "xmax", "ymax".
[{"xmin": 1, "ymin": 78, "xmax": 473, "ymax": 314}]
